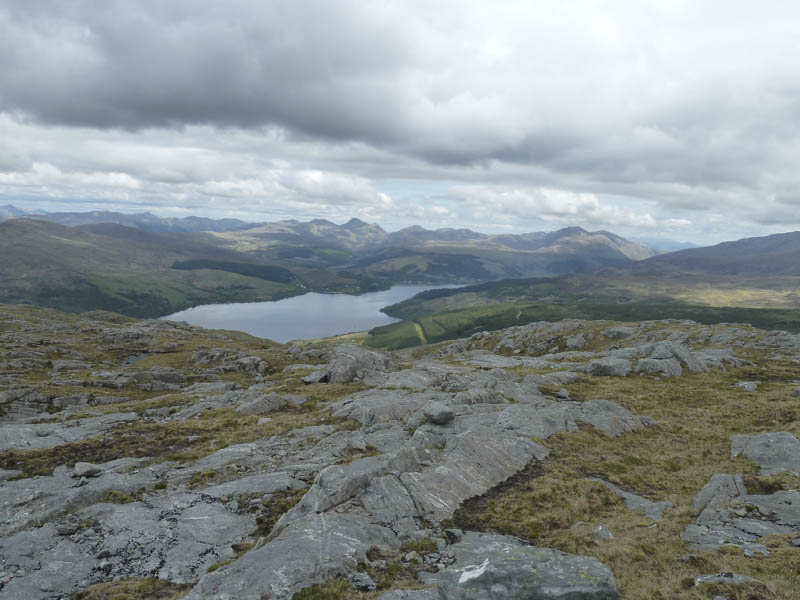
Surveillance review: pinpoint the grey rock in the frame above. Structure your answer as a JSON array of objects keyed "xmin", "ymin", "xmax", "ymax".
[
  {"xmin": 311, "ymin": 344, "xmax": 394, "ymax": 384},
  {"xmin": 186, "ymin": 513, "xmax": 398, "ymax": 600},
  {"xmin": 592, "ymin": 524, "xmax": 614, "ymax": 540},
  {"xmin": 635, "ymin": 357, "xmax": 683, "ymax": 377},
  {"xmin": 497, "ymin": 399, "xmax": 654, "ymax": 440},
  {"xmin": 586, "ymin": 357, "xmax": 632, "ymax": 377},
  {"xmin": 199, "ymin": 472, "xmax": 306, "ymax": 499},
  {"xmin": 524, "ymin": 371, "xmax": 580, "ymax": 387},
  {"xmin": 730, "ymin": 432, "xmax": 800, "ymax": 475},
  {"xmin": 602, "ymin": 326, "xmax": 638, "ymax": 339},
  {"xmin": 235, "ymin": 392, "xmax": 289, "ymax": 416},
  {"xmin": 331, "ymin": 389, "xmax": 448, "ymax": 428},
  {"xmin": 566, "ymin": 332, "xmax": 587, "ymax": 349},
  {"xmin": 682, "ymin": 474, "xmax": 800, "ymax": 555},
  {"xmin": 425, "ymin": 531, "xmax": 619, "ymax": 599},
  {"xmin": 692, "ymin": 474, "xmax": 747, "ymax": 512},
  {"xmin": 50, "ymin": 359, "xmax": 89, "ymax": 372},
  {"xmin": 694, "ymin": 573, "xmax": 761, "ymax": 586},
  {"xmin": 735, "ymin": 381, "xmax": 760, "ymax": 392},
  {"xmin": 592, "ymin": 479, "xmax": 672, "ymax": 520},
  {"xmin": 399, "ymin": 433, "xmax": 548, "ymax": 523},
  {"xmin": 282, "ymin": 363, "xmax": 315, "ymax": 372},
  {"xmin": 350, "ymin": 571, "xmax": 377, "ymax": 591},
  {"xmin": 72, "ymin": 462, "xmax": 102, "ymax": 478},
  {"xmin": 377, "ymin": 590, "xmax": 438, "ymax": 600},
  {"xmin": 0, "ymin": 458, "xmax": 158, "ymax": 537},
  {"xmin": 423, "ymin": 400, "xmax": 454, "ymax": 425},
  {"xmin": 0, "ymin": 412, "xmax": 138, "ymax": 451}
]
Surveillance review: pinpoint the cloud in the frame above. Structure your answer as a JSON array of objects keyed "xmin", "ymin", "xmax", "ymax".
[
  {"xmin": 451, "ymin": 185, "xmax": 657, "ymax": 229},
  {"xmin": 2, "ymin": 2, "xmax": 800, "ymax": 243}
]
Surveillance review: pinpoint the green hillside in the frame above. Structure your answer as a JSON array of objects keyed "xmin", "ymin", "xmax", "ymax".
[{"xmin": 0, "ymin": 219, "xmax": 301, "ymax": 317}]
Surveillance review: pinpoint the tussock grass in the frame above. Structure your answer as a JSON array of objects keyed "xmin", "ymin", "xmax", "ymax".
[
  {"xmin": 71, "ymin": 578, "xmax": 191, "ymax": 600},
  {"xmin": 454, "ymin": 356, "xmax": 800, "ymax": 599},
  {"xmin": 0, "ymin": 400, "xmax": 361, "ymax": 477}
]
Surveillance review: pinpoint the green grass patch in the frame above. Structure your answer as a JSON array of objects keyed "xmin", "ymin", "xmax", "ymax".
[{"xmin": 71, "ymin": 578, "xmax": 192, "ymax": 600}]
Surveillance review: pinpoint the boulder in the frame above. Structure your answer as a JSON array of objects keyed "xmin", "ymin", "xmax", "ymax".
[
  {"xmin": 423, "ymin": 400, "xmax": 454, "ymax": 425},
  {"xmin": 72, "ymin": 462, "xmax": 102, "ymax": 478},
  {"xmin": 734, "ymin": 381, "xmax": 759, "ymax": 392},
  {"xmin": 308, "ymin": 344, "xmax": 394, "ymax": 384},
  {"xmin": 424, "ymin": 531, "xmax": 619, "ymax": 599},
  {"xmin": 586, "ymin": 358, "xmax": 632, "ymax": 377},
  {"xmin": 730, "ymin": 432, "xmax": 800, "ymax": 475},
  {"xmin": 235, "ymin": 392, "xmax": 289, "ymax": 415},
  {"xmin": 682, "ymin": 473, "xmax": 800, "ymax": 556}
]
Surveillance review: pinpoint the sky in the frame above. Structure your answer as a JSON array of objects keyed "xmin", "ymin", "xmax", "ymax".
[{"xmin": 2, "ymin": 1, "xmax": 800, "ymax": 245}]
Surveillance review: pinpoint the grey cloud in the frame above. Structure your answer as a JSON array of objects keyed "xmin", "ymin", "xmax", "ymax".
[{"xmin": 3, "ymin": 2, "xmax": 800, "ymax": 244}]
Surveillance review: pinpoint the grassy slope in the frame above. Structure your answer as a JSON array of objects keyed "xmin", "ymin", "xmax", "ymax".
[
  {"xmin": 0, "ymin": 220, "xmax": 301, "ymax": 317},
  {"xmin": 366, "ymin": 276, "xmax": 800, "ymax": 349},
  {"xmin": 448, "ymin": 326, "xmax": 800, "ymax": 600}
]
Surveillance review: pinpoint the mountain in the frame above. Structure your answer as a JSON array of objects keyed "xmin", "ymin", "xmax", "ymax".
[
  {"xmin": 346, "ymin": 226, "xmax": 657, "ymax": 283},
  {"xmin": 383, "ymin": 225, "xmax": 657, "ymax": 261},
  {"xmin": 632, "ymin": 237, "xmax": 699, "ymax": 252},
  {"xmin": 629, "ymin": 230, "xmax": 800, "ymax": 276},
  {"xmin": 0, "ymin": 219, "xmax": 306, "ymax": 317},
  {"xmin": 0, "ymin": 209, "xmax": 660, "ymax": 317},
  {"xmin": 14, "ymin": 209, "xmax": 257, "ymax": 233},
  {"xmin": 217, "ymin": 217, "xmax": 390, "ymax": 253},
  {"xmin": 0, "ymin": 204, "xmax": 27, "ymax": 220}
]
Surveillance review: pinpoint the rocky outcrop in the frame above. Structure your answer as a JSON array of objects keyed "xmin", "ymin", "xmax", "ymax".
[
  {"xmin": 303, "ymin": 344, "xmax": 394, "ymax": 384},
  {"xmin": 730, "ymin": 432, "xmax": 800, "ymax": 475},
  {"xmin": 2, "ymin": 307, "xmax": 792, "ymax": 599},
  {"xmin": 682, "ymin": 473, "xmax": 800, "ymax": 556},
  {"xmin": 421, "ymin": 532, "xmax": 620, "ymax": 599}
]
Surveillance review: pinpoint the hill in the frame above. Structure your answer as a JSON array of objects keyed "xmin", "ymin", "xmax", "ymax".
[
  {"xmin": 628, "ymin": 230, "xmax": 800, "ymax": 276},
  {"xmin": 0, "ymin": 219, "xmax": 304, "ymax": 317},
  {"xmin": 364, "ymin": 230, "xmax": 800, "ymax": 348},
  {"xmin": 18, "ymin": 209, "xmax": 256, "ymax": 233}
]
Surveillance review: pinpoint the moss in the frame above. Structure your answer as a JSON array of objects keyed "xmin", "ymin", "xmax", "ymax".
[
  {"xmin": 206, "ymin": 559, "xmax": 233, "ymax": 573},
  {"xmin": 448, "ymin": 352, "xmax": 800, "ymax": 599},
  {"xmin": 99, "ymin": 490, "xmax": 138, "ymax": 504},
  {"xmin": 336, "ymin": 445, "xmax": 381, "ymax": 465},
  {"xmin": 292, "ymin": 578, "xmax": 353, "ymax": 600},
  {"xmin": 399, "ymin": 538, "xmax": 438, "ymax": 554},
  {"xmin": 252, "ymin": 489, "xmax": 308, "ymax": 537},
  {"xmin": 0, "ymin": 405, "xmax": 359, "ymax": 478},
  {"xmin": 71, "ymin": 578, "xmax": 192, "ymax": 600}
]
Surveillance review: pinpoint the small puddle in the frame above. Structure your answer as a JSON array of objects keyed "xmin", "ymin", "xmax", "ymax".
[{"xmin": 122, "ymin": 353, "xmax": 149, "ymax": 366}]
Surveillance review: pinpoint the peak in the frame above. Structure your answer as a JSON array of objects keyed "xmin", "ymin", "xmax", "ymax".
[
  {"xmin": 555, "ymin": 226, "xmax": 588, "ymax": 235},
  {"xmin": 342, "ymin": 217, "xmax": 369, "ymax": 228}
]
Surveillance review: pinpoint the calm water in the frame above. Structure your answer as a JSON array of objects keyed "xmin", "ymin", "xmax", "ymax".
[{"xmin": 162, "ymin": 285, "xmax": 454, "ymax": 342}]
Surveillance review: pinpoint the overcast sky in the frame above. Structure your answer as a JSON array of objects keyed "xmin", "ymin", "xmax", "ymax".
[{"xmin": 2, "ymin": 1, "xmax": 800, "ymax": 245}]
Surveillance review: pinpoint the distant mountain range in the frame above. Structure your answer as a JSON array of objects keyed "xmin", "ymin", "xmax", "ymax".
[
  {"xmin": 0, "ymin": 206, "xmax": 664, "ymax": 316},
  {"xmin": 626, "ymin": 230, "xmax": 800, "ymax": 276},
  {"xmin": 0, "ymin": 205, "xmax": 656, "ymax": 260},
  {"xmin": 2, "ymin": 204, "xmax": 800, "ymax": 321},
  {"xmin": 0, "ymin": 205, "xmax": 255, "ymax": 233}
]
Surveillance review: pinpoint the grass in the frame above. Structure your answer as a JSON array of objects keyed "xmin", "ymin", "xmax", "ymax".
[
  {"xmin": 251, "ymin": 488, "xmax": 308, "ymax": 537},
  {"xmin": 450, "ymin": 355, "xmax": 800, "ymax": 599},
  {"xmin": 0, "ymin": 398, "xmax": 362, "ymax": 477},
  {"xmin": 71, "ymin": 578, "xmax": 192, "ymax": 600},
  {"xmin": 367, "ymin": 275, "xmax": 800, "ymax": 349}
]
